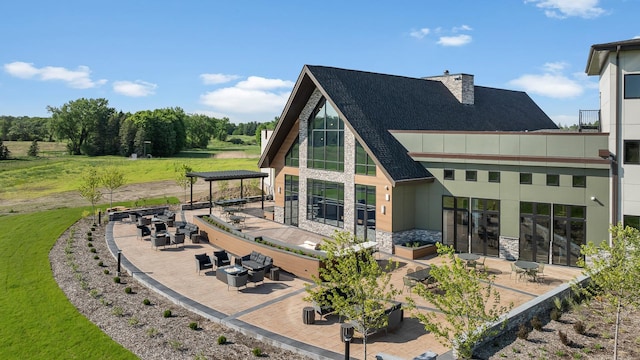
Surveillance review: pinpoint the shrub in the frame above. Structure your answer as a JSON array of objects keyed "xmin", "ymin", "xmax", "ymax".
[
  {"xmin": 558, "ymin": 330, "xmax": 571, "ymax": 346},
  {"xmin": 573, "ymin": 320, "xmax": 586, "ymax": 335},
  {"xmin": 550, "ymin": 308, "xmax": 562, "ymax": 321},
  {"xmin": 87, "ymin": 231, "xmax": 92, "ymax": 236},
  {"xmin": 252, "ymin": 347, "xmax": 262, "ymax": 357},
  {"xmin": 124, "ymin": 287, "xmax": 132, "ymax": 294},
  {"xmin": 93, "ymin": 255, "xmax": 100, "ymax": 260},
  {"xmin": 113, "ymin": 276, "xmax": 121, "ymax": 283},
  {"xmin": 87, "ymin": 242, "xmax": 93, "ymax": 247},
  {"xmin": 128, "ymin": 317, "xmax": 140, "ymax": 327},
  {"xmin": 217, "ymin": 335, "xmax": 227, "ymax": 345},
  {"xmin": 531, "ymin": 315, "xmax": 543, "ymax": 331},
  {"xmin": 89, "ymin": 289, "xmax": 99, "ymax": 298},
  {"xmin": 516, "ymin": 323, "xmax": 529, "ymax": 340},
  {"xmin": 103, "ymin": 269, "xmax": 110, "ymax": 275},
  {"xmin": 146, "ymin": 327, "xmax": 158, "ymax": 338},
  {"xmin": 112, "ymin": 306, "xmax": 124, "ymax": 317},
  {"xmin": 189, "ymin": 322, "xmax": 198, "ymax": 330},
  {"xmin": 97, "ymin": 261, "xmax": 103, "ymax": 267},
  {"xmin": 90, "ymin": 248, "xmax": 97, "ymax": 253},
  {"xmin": 143, "ymin": 298, "xmax": 151, "ymax": 305},
  {"xmin": 163, "ymin": 309, "xmax": 172, "ymax": 318},
  {"xmin": 87, "ymin": 236, "xmax": 92, "ymax": 241}
]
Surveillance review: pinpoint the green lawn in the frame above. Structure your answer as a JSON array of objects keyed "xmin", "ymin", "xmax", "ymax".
[{"xmin": 0, "ymin": 207, "xmax": 136, "ymax": 359}]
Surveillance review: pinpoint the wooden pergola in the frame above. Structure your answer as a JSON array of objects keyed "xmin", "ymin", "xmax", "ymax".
[{"xmin": 186, "ymin": 170, "xmax": 268, "ymax": 214}]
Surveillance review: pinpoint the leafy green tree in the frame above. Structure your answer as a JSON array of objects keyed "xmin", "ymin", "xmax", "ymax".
[
  {"xmin": 576, "ymin": 224, "xmax": 640, "ymax": 360},
  {"xmin": 101, "ymin": 166, "xmax": 127, "ymax": 208},
  {"xmin": 174, "ymin": 162, "xmax": 197, "ymax": 202},
  {"xmin": 78, "ymin": 168, "xmax": 102, "ymax": 222},
  {"xmin": 185, "ymin": 114, "xmax": 217, "ymax": 148},
  {"xmin": 305, "ymin": 231, "xmax": 398, "ymax": 360},
  {"xmin": 27, "ymin": 139, "xmax": 39, "ymax": 157},
  {"xmin": 410, "ymin": 244, "xmax": 512, "ymax": 359},
  {"xmin": 0, "ymin": 139, "xmax": 10, "ymax": 160},
  {"xmin": 48, "ymin": 98, "xmax": 114, "ymax": 155}
]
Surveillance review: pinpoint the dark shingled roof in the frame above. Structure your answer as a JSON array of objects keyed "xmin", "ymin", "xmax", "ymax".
[{"xmin": 260, "ymin": 65, "xmax": 557, "ymax": 184}]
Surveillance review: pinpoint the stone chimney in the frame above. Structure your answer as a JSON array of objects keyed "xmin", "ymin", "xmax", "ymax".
[{"xmin": 423, "ymin": 71, "xmax": 474, "ymax": 105}]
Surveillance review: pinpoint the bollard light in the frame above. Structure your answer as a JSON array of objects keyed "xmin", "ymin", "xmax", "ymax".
[
  {"xmin": 117, "ymin": 250, "xmax": 122, "ymax": 276},
  {"xmin": 340, "ymin": 323, "xmax": 354, "ymax": 360}
]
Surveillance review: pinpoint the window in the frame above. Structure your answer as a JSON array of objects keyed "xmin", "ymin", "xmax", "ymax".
[
  {"xmin": 546, "ymin": 174, "xmax": 559, "ymax": 186},
  {"xmin": 284, "ymin": 136, "xmax": 299, "ymax": 167},
  {"xmin": 442, "ymin": 196, "xmax": 469, "ymax": 253},
  {"xmin": 488, "ymin": 171, "xmax": 500, "ymax": 183},
  {"xmin": 307, "ymin": 98, "xmax": 344, "ymax": 171},
  {"xmin": 624, "ymin": 215, "xmax": 640, "ymax": 230},
  {"xmin": 307, "ymin": 179, "xmax": 344, "ymax": 227},
  {"xmin": 470, "ymin": 198, "xmax": 500, "ymax": 257},
  {"xmin": 624, "ymin": 74, "xmax": 640, "ymax": 99},
  {"xmin": 624, "ymin": 140, "xmax": 640, "ymax": 164},
  {"xmin": 465, "ymin": 170, "xmax": 477, "ymax": 182},
  {"xmin": 444, "ymin": 169, "xmax": 455, "ymax": 180},
  {"xmin": 355, "ymin": 184, "xmax": 376, "ymax": 241},
  {"xmin": 520, "ymin": 173, "xmax": 532, "ymax": 184},
  {"xmin": 572, "ymin": 175, "xmax": 586, "ymax": 188},
  {"xmin": 355, "ymin": 141, "xmax": 376, "ymax": 176},
  {"xmin": 284, "ymin": 175, "xmax": 299, "ymax": 226},
  {"xmin": 553, "ymin": 204, "xmax": 586, "ymax": 266}
]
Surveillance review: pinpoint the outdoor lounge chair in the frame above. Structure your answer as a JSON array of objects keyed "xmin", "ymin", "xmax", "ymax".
[
  {"xmin": 170, "ymin": 232, "xmax": 185, "ymax": 248},
  {"xmin": 227, "ymin": 272, "xmax": 248, "ymax": 291},
  {"xmin": 248, "ymin": 268, "xmax": 265, "ymax": 287},
  {"xmin": 151, "ymin": 234, "xmax": 167, "ymax": 250},
  {"xmin": 212, "ymin": 250, "xmax": 231, "ymax": 269},
  {"xmin": 195, "ymin": 253, "xmax": 213, "ymax": 275},
  {"xmin": 136, "ymin": 225, "xmax": 151, "ymax": 240}
]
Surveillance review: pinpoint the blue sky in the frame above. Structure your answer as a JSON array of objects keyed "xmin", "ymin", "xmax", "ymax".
[{"xmin": 1, "ymin": 1, "xmax": 638, "ymax": 125}]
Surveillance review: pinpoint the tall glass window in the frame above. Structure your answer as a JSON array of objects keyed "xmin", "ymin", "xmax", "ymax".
[
  {"xmin": 520, "ymin": 202, "xmax": 551, "ymax": 264},
  {"xmin": 470, "ymin": 198, "xmax": 500, "ymax": 257},
  {"xmin": 284, "ymin": 175, "xmax": 299, "ymax": 226},
  {"xmin": 284, "ymin": 136, "xmax": 299, "ymax": 167},
  {"xmin": 307, "ymin": 179, "xmax": 344, "ymax": 227},
  {"xmin": 355, "ymin": 141, "xmax": 376, "ymax": 176},
  {"xmin": 442, "ymin": 196, "xmax": 469, "ymax": 253},
  {"xmin": 307, "ymin": 98, "xmax": 344, "ymax": 171},
  {"xmin": 355, "ymin": 184, "xmax": 376, "ymax": 241},
  {"xmin": 552, "ymin": 205, "xmax": 586, "ymax": 266}
]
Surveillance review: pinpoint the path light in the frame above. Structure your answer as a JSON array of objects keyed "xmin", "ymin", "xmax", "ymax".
[
  {"xmin": 340, "ymin": 323, "xmax": 354, "ymax": 360},
  {"xmin": 117, "ymin": 249, "xmax": 122, "ymax": 276}
]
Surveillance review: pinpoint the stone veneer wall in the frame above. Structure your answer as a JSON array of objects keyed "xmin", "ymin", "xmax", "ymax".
[
  {"xmin": 274, "ymin": 205, "xmax": 284, "ymax": 223},
  {"xmin": 499, "ymin": 235, "xmax": 519, "ymax": 261},
  {"xmin": 295, "ymin": 89, "xmax": 358, "ymax": 240},
  {"xmin": 392, "ymin": 229, "xmax": 443, "ymax": 244}
]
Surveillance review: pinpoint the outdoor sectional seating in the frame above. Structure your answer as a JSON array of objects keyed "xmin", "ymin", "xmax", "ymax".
[
  {"xmin": 176, "ymin": 222, "xmax": 200, "ymax": 241},
  {"xmin": 240, "ymin": 250, "xmax": 273, "ymax": 271},
  {"xmin": 157, "ymin": 209, "xmax": 175, "ymax": 226},
  {"xmin": 350, "ymin": 301, "xmax": 403, "ymax": 337}
]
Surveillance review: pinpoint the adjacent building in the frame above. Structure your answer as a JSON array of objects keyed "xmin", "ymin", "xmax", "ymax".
[{"xmin": 258, "ymin": 38, "xmax": 639, "ymax": 267}]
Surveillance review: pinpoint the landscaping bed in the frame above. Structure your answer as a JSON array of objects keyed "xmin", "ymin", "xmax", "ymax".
[{"xmin": 394, "ymin": 240, "xmax": 438, "ymax": 259}]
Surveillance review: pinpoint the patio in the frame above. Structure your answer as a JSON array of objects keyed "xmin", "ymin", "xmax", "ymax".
[{"xmin": 110, "ymin": 202, "xmax": 582, "ymax": 360}]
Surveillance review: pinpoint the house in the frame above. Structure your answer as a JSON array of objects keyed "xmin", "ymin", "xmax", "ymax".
[
  {"xmin": 259, "ymin": 65, "xmax": 610, "ymax": 267},
  {"xmin": 586, "ymin": 38, "xmax": 640, "ymax": 230}
]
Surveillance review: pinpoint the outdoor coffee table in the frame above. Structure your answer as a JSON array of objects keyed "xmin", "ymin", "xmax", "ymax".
[{"xmin": 216, "ymin": 265, "xmax": 246, "ymax": 284}]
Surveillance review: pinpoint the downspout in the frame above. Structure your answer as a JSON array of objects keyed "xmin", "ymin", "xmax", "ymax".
[{"xmin": 613, "ymin": 46, "xmax": 622, "ymax": 227}]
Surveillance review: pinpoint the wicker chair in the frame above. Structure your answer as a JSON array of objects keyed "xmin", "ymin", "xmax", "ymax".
[{"xmin": 227, "ymin": 272, "xmax": 248, "ymax": 291}]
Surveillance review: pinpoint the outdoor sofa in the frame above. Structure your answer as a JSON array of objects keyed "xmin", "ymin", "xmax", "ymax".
[
  {"xmin": 175, "ymin": 222, "xmax": 200, "ymax": 242},
  {"xmin": 240, "ymin": 250, "xmax": 273, "ymax": 271},
  {"xmin": 156, "ymin": 209, "xmax": 176, "ymax": 226},
  {"xmin": 350, "ymin": 301, "xmax": 403, "ymax": 337}
]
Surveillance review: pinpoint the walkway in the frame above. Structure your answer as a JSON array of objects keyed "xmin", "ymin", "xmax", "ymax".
[{"xmin": 106, "ymin": 203, "xmax": 582, "ymax": 360}]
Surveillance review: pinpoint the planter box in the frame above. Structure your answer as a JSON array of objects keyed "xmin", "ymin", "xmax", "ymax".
[
  {"xmin": 394, "ymin": 242, "xmax": 437, "ymax": 259},
  {"xmin": 193, "ymin": 215, "xmax": 325, "ymax": 280}
]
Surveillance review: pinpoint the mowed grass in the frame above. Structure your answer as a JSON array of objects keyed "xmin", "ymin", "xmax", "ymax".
[
  {"xmin": 0, "ymin": 207, "xmax": 136, "ymax": 359},
  {"xmin": 0, "ymin": 155, "xmax": 259, "ymax": 200}
]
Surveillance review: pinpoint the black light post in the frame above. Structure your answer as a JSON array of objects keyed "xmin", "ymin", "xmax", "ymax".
[
  {"xmin": 117, "ymin": 250, "xmax": 122, "ymax": 276},
  {"xmin": 340, "ymin": 323, "xmax": 354, "ymax": 360}
]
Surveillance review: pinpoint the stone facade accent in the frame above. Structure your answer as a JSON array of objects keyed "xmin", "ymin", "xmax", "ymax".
[
  {"xmin": 423, "ymin": 72, "xmax": 474, "ymax": 105},
  {"xmin": 499, "ymin": 235, "xmax": 519, "ymax": 260},
  {"xmin": 376, "ymin": 230, "xmax": 393, "ymax": 253},
  {"xmin": 274, "ymin": 205, "xmax": 284, "ymax": 224}
]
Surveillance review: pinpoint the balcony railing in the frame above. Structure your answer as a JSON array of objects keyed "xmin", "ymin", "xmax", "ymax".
[{"xmin": 579, "ymin": 110, "xmax": 601, "ymax": 132}]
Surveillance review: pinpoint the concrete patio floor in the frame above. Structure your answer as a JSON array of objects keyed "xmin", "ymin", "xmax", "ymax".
[{"xmin": 109, "ymin": 202, "xmax": 583, "ymax": 360}]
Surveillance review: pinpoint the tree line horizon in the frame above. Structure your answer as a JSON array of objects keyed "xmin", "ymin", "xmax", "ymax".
[{"xmin": 0, "ymin": 97, "xmax": 277, "ymax": 157}]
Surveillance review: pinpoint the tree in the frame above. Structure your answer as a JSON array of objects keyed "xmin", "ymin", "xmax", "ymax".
[
  {"xmin": 185, "ymin": 114, "xmax": 217, "ymax": 148},
  {"xmin": 78, "ymin": 168, "xmax": 102, "ymax": 222},
  {"xmin": 174, "ymin": 162, "xmax": 197, "ymax": 203},
  {"xmin": 305, "ymin": 231, "xmax": 399, "ymax": 360},
  {"xmin": 576, "ymin": 223, "xmax": 640, "ymax": 360},
  {"xmin": 27, "ymin": 139, "xmax": 39, "ymax": 157},
  {"xmin": 101, "ymin": 166, "xmax": 126, "ymax": 208},
  {"xmin": 410, "ymin": 244, "xmax": 512, "ymax": 359},
  {"xmin": 0, "ymin": 139, "xmax": 10, "ymax": 160},
  {"xmin": 48, "ymin": 98, "xmax": 114, "ymax": 155}
]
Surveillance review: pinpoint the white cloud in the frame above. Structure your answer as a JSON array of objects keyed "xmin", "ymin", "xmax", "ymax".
[
  {"xmin": 199, "ymin": 76, "xmax": 292, "ymax": 121},
  {"xmin": 526, "ymin": 0, "xmax": 606, "ymax": 19},
  {"xmin": 113, "ymin": 80, "xmax": 157, "ymax": 97},
  {"xmin": 409, "ymin": 28, "xmax": 430, "ymax": 39},
  {"xmin": 4, "ymin": 61, "xmax": 106, "ymax": 89},
  {"xmin": 452, "ymin": 25, "xmax": 473, "ymax": 32},
  {"xmin": 200, "ymin": 73, "xmax": 240, "ymax": 85},
  {"xmin": 437, "ymin": 34, "xmax": 472, "ymax": 47},
  {"xmin": 509, "ymin": 63, "xmax": 584, "ymax": 98}
]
